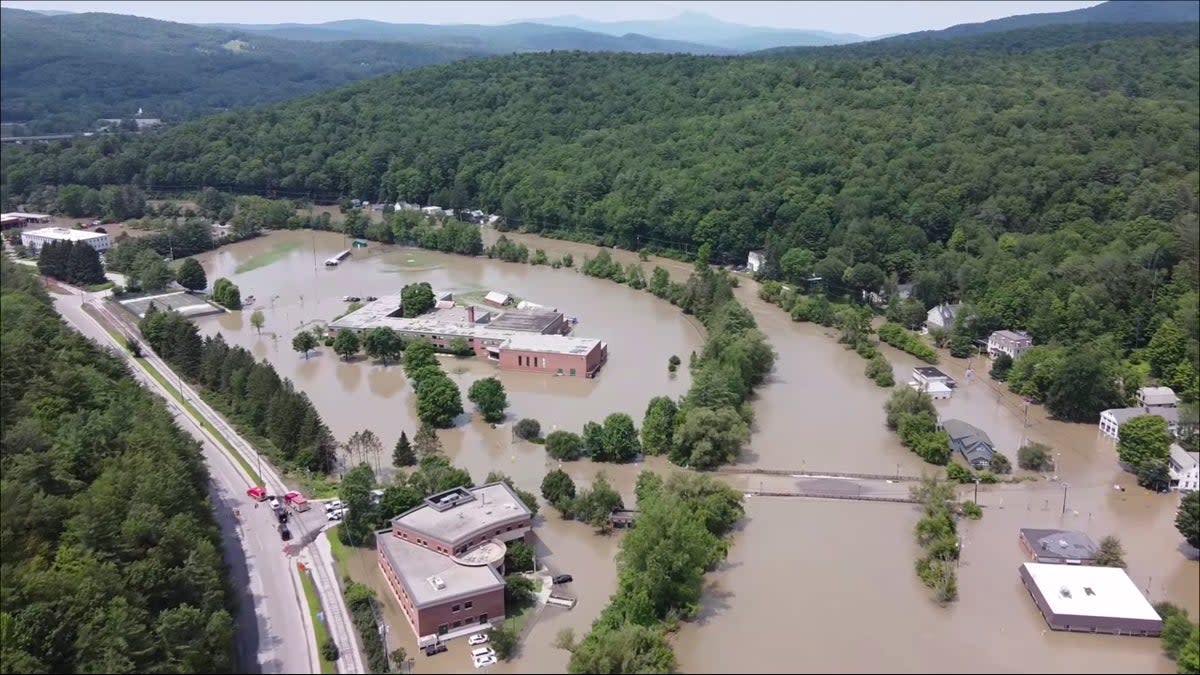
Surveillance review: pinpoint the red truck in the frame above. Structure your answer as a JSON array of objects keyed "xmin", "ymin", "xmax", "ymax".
[{"xmin": 284, "ymin": 491, "xmax": 310, "ymax": 512}]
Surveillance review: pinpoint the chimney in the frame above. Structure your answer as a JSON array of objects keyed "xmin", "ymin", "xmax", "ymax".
[{"xmin": 467, "ymin": 306, "xmax": 476, "ymax": 324}]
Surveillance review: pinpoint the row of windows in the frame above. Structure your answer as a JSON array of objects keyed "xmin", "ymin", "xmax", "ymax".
[
  {"xmin": 438, "ymin": 614, "xmax": 488, "ymax": 634},
  {"xmin": 516, "ymin": 355, "xmax": 549, "ymax": 368},
  {"xmin": 451, "ymin": 601, "xmax": 474, "ymax": 612}
]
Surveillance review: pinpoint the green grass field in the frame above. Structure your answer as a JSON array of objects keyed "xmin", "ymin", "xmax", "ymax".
[
  {"xmin": 299, "ymin": 568, "xmax": 338, "ymax": 674},
  {"xmin": 236, "ymin": 240, "xmax": 303, "ymax": 273}
]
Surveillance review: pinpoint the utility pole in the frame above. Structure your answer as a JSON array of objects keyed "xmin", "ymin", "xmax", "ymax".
[
  {"xmin": 1061, "ymin": 482, "xmax": 1070, "ymax": 515},
  {"xmin": 974, "ymin": 478, "xmax": 979, "ymax": 504}
]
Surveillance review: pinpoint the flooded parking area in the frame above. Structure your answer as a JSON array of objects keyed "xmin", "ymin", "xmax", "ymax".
[{"xmin": 190, "ymin": 229, "xmax": 1196, "ymax": 673}]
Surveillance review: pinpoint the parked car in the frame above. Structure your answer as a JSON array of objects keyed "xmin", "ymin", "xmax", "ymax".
[
  {"xmin": 473, "ymin": 655, "xmax": 497, "ymax": 669},
  {"xmin": 467, "ymin": 633, "xmax": 489, "ymax": 646},
  {"xmin": 327, "ymin": 509, "xmax": 344, "ymax": 522},
  {"xmin": 471, "ymin": 647, "xmax": 495, "ymax": 659},
  {"xmin": 279, "ymin": 524, "xmax": 292, "ymax": 541},
  {"xmin": 275, "ymin": 508, "xmax": 289, "ymax": 524},
  {"xmin": 423, "ymin": 643, "xmax": 447, "ymax": 657},
  {"xmin": 246, "ymin": 486, "xmax": 267, "ymax": 501},
  {"xmin": 325, "ymin": 500, "xmax": 343, "ymax": 513},
  {"xmin": 268, "ymin": 495, "xmax": 280, "ymax": 510},
  {"xmin": 552, "ymin": 574, "xmax": 574, "ymax": 585}
]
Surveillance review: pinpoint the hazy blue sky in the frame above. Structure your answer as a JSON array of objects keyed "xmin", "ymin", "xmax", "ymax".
[{"xmin": 1, "ymin": 1, "xmax": 1103, "ymax": 36}]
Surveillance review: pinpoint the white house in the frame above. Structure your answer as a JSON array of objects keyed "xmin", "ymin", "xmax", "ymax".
[
  {"xmin": 20, "ymin": 227, "xmax": 111, "ymax": 254},
  {"xmin": 910, "ymin": 367, "xmax": 955, "ymax": 399},
  {"xmin": 1168, "ymin": 444, "xmax": 1199, "ymax": 493},
  {"xmin": 925, "ymin": 302, "xmax": 960, "ymax": 331},
  {"xmin": 421, "ymin": 206, "xmax": 445, "ymax": 217},
  {"xmin": 1137, "ymin": 386, "xmax": 1179, "ymax": 408},
  {"xmin": 747, "ymin": 250, "xmax": 766, "ymax": 274},
  {"xmin": 987, "ymin": 329, "xmax": 1033, "ymax": 360},
  {"xmin": 1099, "ymin": 407, "xmax": 1180, "ymax": 440}
]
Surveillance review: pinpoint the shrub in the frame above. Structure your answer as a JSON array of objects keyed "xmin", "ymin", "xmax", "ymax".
[
  {"xmin": 946, "ymin": 463, "xmax": 974, "ymax": 483},
  {"xmin": 514, "ymin": 417, "xmax": 541, "ymax": 440},
  {"xmin": 545, "ymin": 430, "xmax": 584, "ymax": 461},
  {"xmin": 962, "ymin": 501, "xmax": 983, "ymax": 519},
  {"xmin": 322, "ymin": 639, "xmax": 339, "ymax": 662},
  {"xmin": 976, "ymin": 470, "xmax": 997, "ymax": 484},
  {"xmin": 1018, "ymin": 443, "xmax": 1054, "ymax": 471},
  {"xmin": 878, "ymin": 323, "xmax": 939, "ymax": 364},
  {"xmin": 989, "ymin": 353, "xmax": 1014, "ymax": 381},
  {"xmin": 865, "ymin": 354, "xmax": 894, "ymax": 387},
  {"xmin": 988, "ymin": 452, "xmax": 1012, "ymax": 475}
]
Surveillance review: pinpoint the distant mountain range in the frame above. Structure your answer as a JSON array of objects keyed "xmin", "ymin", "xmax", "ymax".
[
  {"xmin": 528, "ymin": 11, "xmax": 870, "ymax": 51},
  {"xmin": 3, "ymin": 1, "xmax": 1196, "ymax": 134},
  {"xmin": 200, "ymin": 19, "xmax": 732, "ymax": 55}
]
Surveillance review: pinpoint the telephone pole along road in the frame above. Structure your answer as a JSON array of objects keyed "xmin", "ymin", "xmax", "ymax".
[{"xmin": 52, "ymin": 287, "xmax": 365, "ymax": 675}]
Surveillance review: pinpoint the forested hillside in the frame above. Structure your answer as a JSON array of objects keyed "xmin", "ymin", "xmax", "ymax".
[
  {"xmin": 0, "ymin": 260, "xmax": 236, "ymax": 672},
  {"xmin": 3, "ymin": 25, "xmax": 1197, "ymax": 409},
  {"xmin": 0, "ymin": 8, "xmax": 478, "ymax": 133}
]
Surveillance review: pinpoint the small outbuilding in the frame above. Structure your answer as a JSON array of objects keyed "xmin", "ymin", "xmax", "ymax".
[
  {"xmin": 484, "ymin": 291, "xmax": 512, "ymax": 307},
  {"xmin": 1018, "ymin": 528, "xmax": 1098, "ymax": 565},
  {"xmin": 1018, "ymin": 563, "xmax": 1162, "ymax": 636}
]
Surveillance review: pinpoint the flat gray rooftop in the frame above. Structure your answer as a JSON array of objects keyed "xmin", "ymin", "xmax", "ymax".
[
  {"xmin": 506, "ymin": 332, "xmax": 600, "ymax": 356},
  {"xmin": 1021, "ymin": 528, "xmax": 1097, "ymax": 561},
  {"xmin": 376, "ymin": 532, "xmax": 503, "ymax": 609},
  {"xmin": 488, "ymin": 309, "xmax": 562, "ymax": 333},
  {"xmin": 394, "ymin": 482, "xmax": 531, "ymax": 547}
]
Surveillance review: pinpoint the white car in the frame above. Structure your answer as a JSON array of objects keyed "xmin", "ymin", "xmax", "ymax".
[
  {"xmin": 268, "ymin": 496, "xmax": 280, "ymax": 510},
  {"xmin": 327, "ymin": 509, "xmax": 344, "ymax": 522},
  {"xmin": 325, "ymin": 500, "xmax": 343, "ymax": 513},
  {"xmin": 467, "ymin": 633, "xmax": 489, "ymax": 646},
  {"xmin": 473, "ymin": 655, "xmax": 497, "ymax": 669}
]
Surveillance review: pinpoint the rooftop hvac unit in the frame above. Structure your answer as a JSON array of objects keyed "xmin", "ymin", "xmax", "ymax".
[{"xmin": 430, "ymin": 576, "xmax": 446, "ymax": 590}]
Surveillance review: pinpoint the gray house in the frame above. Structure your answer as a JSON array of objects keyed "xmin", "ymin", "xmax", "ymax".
[{"xmin": 940, "ymin": 419, "xmax": 995, "ymax": 470}]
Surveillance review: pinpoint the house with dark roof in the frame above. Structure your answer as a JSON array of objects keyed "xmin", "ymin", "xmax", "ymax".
[
  {"xmin": 940, "ymin": 419, "xmax": 995, "ymax": 470},
  {"xmin": 1019, "ymin": 528, "xmax": 1098, "ymax": 565}
]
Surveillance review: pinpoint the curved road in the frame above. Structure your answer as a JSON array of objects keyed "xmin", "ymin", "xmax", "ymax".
[{"xmin": 51, "ymin": 288, "xmax": 359, "ymax": 674}]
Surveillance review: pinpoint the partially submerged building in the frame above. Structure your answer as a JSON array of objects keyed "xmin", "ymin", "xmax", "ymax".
[
  {"xmin": 1018, "ymin": 563, "xmax": 1162, "ymax": 636},
  {"xmin": 1018, "ymin": 529, "xmax": 1098, "ymax": 565},
  {"xmin": 330, "ymin": 292, "xmax": 608, "ymax": 377},
  {"xmin": 1098, "ymin": 406, "xmax": 1179, "ymax": 440},
  {"xmin": 941, "ymin": 419, "xmax": 996, "ymax": 470},
  {"xmin": 20, "ymin": 226, "xmax": 111, "ymax": 254},
  {"xmin": 377, "ymin": 483, "xmax": 533, "ymax": 641},
  {"xmin": 909, "ymin": 366, "xmax": 956, "ymax": 399}
]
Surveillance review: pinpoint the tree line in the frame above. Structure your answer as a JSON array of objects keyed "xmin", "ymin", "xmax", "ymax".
[
  {"xmin": 557, "ymin": 472, "xmax": 744, "ymax": 673},
  {"xmin": 138, "ymin": 306, "xmax": 337, "ymax": 473},
  {"xmin": 36, "ymin": 239, "xmax": 106, "ymax": 286},
  {"xmin": 0, "ymin": 259, "xmax": 236, "ymax": 673}
]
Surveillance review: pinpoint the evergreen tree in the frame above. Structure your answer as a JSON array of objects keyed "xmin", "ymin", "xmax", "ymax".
[
  {"xmin": 392, "ymin": 431, "xmax": 416, "ymax": 467},
  {"xmin": 175, "ymin": 258, "xmax": 208, "ymax": 291}
]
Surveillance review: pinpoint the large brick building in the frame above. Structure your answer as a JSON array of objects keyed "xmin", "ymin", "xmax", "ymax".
[
  {"xmin": 376, "ymin": 483, "xmax": 533, "ymax": 640},
  {"xmin": 330, "ymin": 291, "xmax": 608, "ymax": 377}
]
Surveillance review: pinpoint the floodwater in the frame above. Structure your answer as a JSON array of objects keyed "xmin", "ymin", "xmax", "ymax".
[{"xmin": 190, "ymin": 229, "xmax": 1196, "ymax": 674}]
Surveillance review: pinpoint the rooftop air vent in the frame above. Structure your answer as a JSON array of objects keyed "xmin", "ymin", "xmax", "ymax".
[{"xmin": 429, "ymin": 576, "xmax": 446, "ymax": 590}]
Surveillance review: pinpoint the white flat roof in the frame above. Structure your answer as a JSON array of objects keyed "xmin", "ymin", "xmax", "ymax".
[
  {"xmin": 1022, "ymin": 563, "xmax": 1160, "ymax": 621},
  {"xmin": 22, "ymin": 227, "xmax": 106, "ymax": 241},
  {"xmin": 377, "ymin": 532, "xmax": 503, "ymax": 608},
  {"xmin": 395, "ymin": 483, "xmax": 531, "ymax": 547},
  {"xmin": 2, "ymin": 212, "xmax": 51, "ymax": 219}
]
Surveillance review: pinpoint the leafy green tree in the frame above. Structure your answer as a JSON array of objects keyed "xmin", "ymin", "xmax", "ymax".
[
  {"xmin": 392, "ymin": 431, "xmax": 415, "ymax": 467},
  {"xmin": 989, "ymin": 353, "xmax": 1013, "ymax": 381},
  {"xmin": 175, "ymin": 257, "xmax": 207, "ymax": 291},
  {"xmin": 641, "ymin": 396, "xmax": 677, "ymax": 456},
  {"xmin": 514, "ymin": 417, "xmax": 541, "ymax": 440},
  {"xmin": 333, "ymin": 329, "xmax": 361, "ymax": 360},
  {"xmin": 649, "ymin": 266, "xmax": 670, "ymax": 297},
  {"xmin": 1094, "ymin": 535, "xmax": 1126, "ymax": 567},
  {"xmin": 1176, "ymin": 490, "xmax": 1200, "ymax": 549},
  {"xmin": 572, "ymin": 473, "xmax": 624, "ymax": 529},
  {"xmin": 362, "ymin": 326, "xmax": 403, "ymax": 364},
  {"xmin": 598, "ymin": 412, "xmax": 640, "ymax": 463},
  {"xmin": 1147, "ymin": 319, "xmax": 1186, "ymax": 378},
  {"xmin": 504, "ymin": 574, "xmax": 536, "ymax": 609},
  {"xmin": 210, "ymin": 277, "xmax": 241, "ymax": 309},
  {"xmin": 865, "ymin": 354, "xmax": 895, "ymax": 387},
  {"xmin": 292, "ymin": 330, "xmax": 318, "ymax": 359},
  {"xmin": 403, "ymin": 339, "xmax": 438, "ymax": 378},
  {"xmin": 1118, "ymin": 415, "xmax": 1172, "ymax": 470},
  {"xmin": 885, "ymin": 387, "xmax": 937, "ymax": 429},
  {"xmin": 567, "ymin": 623, "xmax": 676, "ymax": 675},
  {"xmin": 250, "ymin": 309, "xmax": 265, "ymax": 335},
  {"xmin": 670, "ymin": 406, "xmax": 749, "ymax": 470},
  {"xmin": 467, "ymin": 377, "xmax": 508, "ymax": 422},
  {"xmin": 541, "ymin": 469, "xmax": 577, "ymax": 506},
  {"xmin": 135, "ymin": 249, "xmax": 173, "ymax": 292},
  {"xmin": 504, "ymin": 540, "xmax": 535, "ymax": 573},
  {"xmin": 545, "ymin": 430, "xmax": 584, "ymax": 461},
  {"xmin": 490, "ymin": 622, "xmax": 520, "ymax": 661},
  {"xmin": 1137, "ymin": 460, "xmax": 1171, "ymax": 492},
  {"xmin": 582, "ymin": 420, "xmax": 605, "ymax": 458},
  {"xmin": 400, "ymin": 282, "xmax": 435, "ymax": 317},
  {"xmin": 1044, "ymin": 346, "xmax": 1124, "ymax": 422},
  {"xmin": 415, "ymin": 374, "xmax": 462, "ymax": 428}
]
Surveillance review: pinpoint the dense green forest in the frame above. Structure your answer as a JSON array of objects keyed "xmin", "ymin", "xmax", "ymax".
[
  {"xmin": 0, "ymin": 260, "xmax": 236, "ymax": 672},
  {"xmin": 0, "ymin": 8, "xmax": 478, "ymax": 133},
  {"xmin": 3, "ymin": 24, "xmax": 1198, "ymax": 416}
]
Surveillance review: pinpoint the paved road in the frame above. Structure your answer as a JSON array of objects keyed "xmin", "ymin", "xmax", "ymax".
[{"xmin": 52, "ymin": 289, "xmax": 331, "ymax": 674}]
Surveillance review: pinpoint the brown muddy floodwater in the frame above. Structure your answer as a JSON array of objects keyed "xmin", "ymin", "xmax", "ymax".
[{"xmin": 192, "ymin": 229, "xmax": 1196, "ymax": 673}]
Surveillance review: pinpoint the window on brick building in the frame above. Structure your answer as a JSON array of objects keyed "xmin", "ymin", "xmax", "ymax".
[
  {"xmin": 452, "ymin": 604, "xmax": 461, "ymax": 612},
  {"xmin": 465, "ymin": 601, "xmax": 473, "ymax": 609}
]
